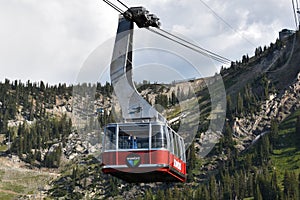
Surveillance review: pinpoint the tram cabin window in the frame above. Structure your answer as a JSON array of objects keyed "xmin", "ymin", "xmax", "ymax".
[
  {"xmin": 118, "ymin": 131, "xmax": 132, "ymax": 149},
  {"xmin": 180, "ymin": 138, "xmax": 186, "ymax": 162},
  {"xmin": 167, "ymin": 127, "xmax": 174, "ymax": 153},
  {"xmin": 118, "ymin": 125, "xmax": 150, "ymax": 149},
  {"xmin": 104, "ymin": 127, "xmax": 116, "ymax": 151},
  {"xmin": 173, "ymin": 132, "xmax": 179, "ymax": 157},
  {"xmin": 151, "ymin": 125, "xmax": 167, "ymax": 148},
  {"xmin": 172, "ymin": 131, "xmax": 183, "ymax": 159},
  {"xmin": 137, "ymin": 137, "xmax": 149, "ymax": 149}
]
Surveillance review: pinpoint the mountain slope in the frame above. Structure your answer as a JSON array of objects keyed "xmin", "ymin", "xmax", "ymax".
[
  {"xmin": 0, "ymin": 30, "xmax": 300, "ymax": 199},
  {"xmin": 45, "ymin": 30, "xmax": 300, "ymax": 199}
]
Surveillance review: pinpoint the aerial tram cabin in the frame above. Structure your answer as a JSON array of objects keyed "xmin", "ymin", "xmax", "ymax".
[
  {"xmin": 100, "ymin": 2, "xmax": 187, "ymax": 182},
  {"xmin": 101, "ymin": 121, "xmax": 186, "ymax": 182}
]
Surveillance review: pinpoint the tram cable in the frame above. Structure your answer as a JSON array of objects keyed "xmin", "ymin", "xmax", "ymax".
[
  {"xmin": 198, "ymin": 0, "xmax": 256, "ymax": 48},
  {"xmin": 103, "ymin": 0, "xmax": 124, "ymax": 14},
  {"xmin": 117, "ymin": 0, "xmax": 129, "ymax": 9},
  {"xmin": 147, "ymin": 27, "xmax": 231, "ymax": 64},
  {"xmin": 102, "ymin": 0, "xmax": 232, "ymax": 64},
  {"xmin": 155, "ymin": 28, "xmax": 232, "ymax": 64}
]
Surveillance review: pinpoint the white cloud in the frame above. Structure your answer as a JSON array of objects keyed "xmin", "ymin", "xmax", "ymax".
[
  {"xmin": 0, "ymin": 0, "xmax": 297, "ymax": 84},
  {"xmin": 0, "ymin": 0, "xmax": 117, "ymax": 84}
]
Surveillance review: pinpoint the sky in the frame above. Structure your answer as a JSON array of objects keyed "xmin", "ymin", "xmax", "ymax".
[{"xmin": 0, "ymin": 0, "xmax": 298, "ymax": 85}]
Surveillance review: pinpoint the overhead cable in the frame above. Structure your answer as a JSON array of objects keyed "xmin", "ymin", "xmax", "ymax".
[
  {"xmin": 103, "ymin": 0, "xmax": 124, "ymax": 14},
  {"xmin": 157, "ymin": 28, "xmax": 232, "ymax": 64},
  {"xmin": 147, "ymin": 27, "xmax": 232, "ymax": 64},
  {"xmin": 102, "ymin": 0, "xmax": 232, "ymax": 64},
  {"xmin": 117, "ymin": 0, "xmax": 129, "ymax": 9},
  {"xmin": 198, "ymin": 0, "xmax": 256, "ymax": 48}
]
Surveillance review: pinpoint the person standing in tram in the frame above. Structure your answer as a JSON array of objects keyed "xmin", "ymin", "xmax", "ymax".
[{"xmin": 128, "ymin": 135, "xmax": 137, "ymax": 149}]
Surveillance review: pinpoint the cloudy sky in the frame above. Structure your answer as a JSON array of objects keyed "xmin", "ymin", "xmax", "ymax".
[{"xmin": 0, "ymin": 0, "xmax": 298, "ymax": 85}]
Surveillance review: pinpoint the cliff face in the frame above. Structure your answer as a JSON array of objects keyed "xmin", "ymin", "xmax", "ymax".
[
  {"xmin": 233, "ymin": 72, "xmax": 300, "ymax": 150},
  {"xmin": 222, "ymin": 32, "xmax": 300, "ymax": 150}
]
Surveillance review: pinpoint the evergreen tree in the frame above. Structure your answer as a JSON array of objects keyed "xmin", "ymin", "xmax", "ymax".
[
  {"xmin": 199, "ymin": 185, "xmax": 210, "ymax": 200},
  {"xmin": 296, "ymin": 116, "xmax": 300, "ymax": 141},
  {"xmin": 237, "ymin": 92, "xmax": 243, "ymax": 115},
  {"xmin": 270, "ymin": 119, "xmax": 279, "ymax": 147},
  {"xmin": 283, "ymin": 171, "xmax": 299, "ymax": 200},
  {"xmin": 222, "ymin": 170, "xmax": 232, "ymax": 199},
  {"xmin": 209, "ymin": 175, "xmax": 218, "ymax": 200},
  {"xmin": 144, "ymin": 189, "xmax": 153, "ymax": 200},
  {"xmin": 156, "ymin": 189, "xmax": 165, "ymax": 199},
  {"xmin": 223, "ymin": 122, "xmax": 234, "ymax": 149},
  {"xmin": 254, "ymin": 184, "xmax": 263, "ymax": 200},
  {"xmin": 226, "ymin": 95, "xmax": 233, "ymax": 120},
  {"xmin": 107, "ymin": 177, "xmax": 119, "ymax": 197},
  {"xmin": 187, "ymin": 141, "xmax": 196, "ymax": 182},
  {"xmin": 170, "ymin": 91, "xmax": 178, "ymax": 106},
  {"xmin": 165, "ymin": 188, "xmax": 173, "ymax": 200}
]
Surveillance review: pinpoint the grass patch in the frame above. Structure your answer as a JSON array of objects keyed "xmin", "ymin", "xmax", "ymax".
[
  {"xmin": 0, "ymin": 182, "xmax": 25, "ymax": 194},
  {"xmin": 270, "ymin": 109, "xmax": 300, "ymax": 184},
  {"xmin": 166, "ymin": 105, "xmax": 182, "ymax": 119},
  {"xmin": 0, "ymin": 170, "xmax": 4, "ymax": 179},
  {"xmin": 0, "ymin": 162, "xmax": 56, "ymax": 199},
  {"xmin": 0, "ymin": 145, "xmax": 7, "ymax": 152},
  {"xmin": 243, "ymin": 197, "xmax": 254, "ymax": 200},
  {"xmin": 0, "ymin": 193, "xmax": 15, "ymax": 200}
]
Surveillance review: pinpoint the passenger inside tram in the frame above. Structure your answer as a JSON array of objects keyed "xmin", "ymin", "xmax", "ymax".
[
  {"xmin": 128, "ymin": 135, "xmax": 137, "ymax": 149},
  {"xmin": 104, "ymin": 125, "xmax": 168, "ymax": 150}
]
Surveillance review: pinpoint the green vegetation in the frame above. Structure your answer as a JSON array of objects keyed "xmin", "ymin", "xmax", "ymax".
[
  {"xmin": 0, "ymin": 193, "xmax": 15, "ymax": 200},
  {"xmin": 0, "ymin": 30, "xmax": 299, "ymax": 199},
  {"xmin": 270, "ymin": 110, "xmax": 300, "ymax": 185},
  {"xmin": 1, "ymin": 182, "xmax": 25, "ymax": 194},
  {"xmin": 0, "ymin": 164, "xmax": 56, "ymax": 200},
  {"xmin": 48, "ymin": 155, "xmax": 106, "ymax": 199},
  {"xmin": 0, "ymin": 145, "xmax": 7, "ymax": 152},
  {"xmin": 7, "ymin": 115, "xmax": 71, "ymax": 168}
]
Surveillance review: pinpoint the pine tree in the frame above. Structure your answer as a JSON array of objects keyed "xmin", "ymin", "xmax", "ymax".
[
  {"xmin": 187, "ymin": 141, "xmax": 196, "ymax": 182},
  {"xmin": 283, "ymin": 171, "xmax": 298, "ymax": 199},
  {"xmin": 165, "ymin": 188, "xmax": 173, "ymax": 200},
  {"xmin": 156, "ymin": 189, "xmax": 165, "ymax": 199},
  {"xmin": 254, "ymin": 184, "xmax": 263, "ymax": 200},
  {"xmin": 233, "ymin": 171, "xmax": 241, "ymax": 199},
  {"xmin": 222, "ymin": 170, "xmax": 232, "ymax": 200},
  {"xmin": 173, "ymin": 186, "xmax": 181, "ymax": 199},
  {"xmin": 298, "ymin": 173, "xmax": 300, "ymax": 198},
  {"xmin": 270, "ymin": 119, "xmax": 279, "ymax": 148},
  {"xmin": 209, "ymin": 175, "xmax": 218, "ymax": 200},
  {"xmin": 144, "ymin": 189, "xmax": 153, "ymax": 200},
  {"xmin": 237, "ymin": 92, "xmax": 243, "ymax": 115},
  {"xmin": 296, "ymin": 116, "xmax": 300, "ymax": 141},
  {"xmin": 270, "ymin": 172, "xmax": 280, "ymax": 200},
  {"xmin": 170, "ymin": 91, "xmax": 178, "ymax": 105},
  {"xmin": 224, "ymin": 122, "xmax": 234, "ymax": 149},
  {"xmin": 226, "ymin": 95, "xmax": 233, "ymax": 120},
  {"xmin": 199, "ymin": 185, "xmax": 210, "ymax": 200},
  {"xmin": 107, "ymin": 177, "xmax": 119, "ymax": 197}
]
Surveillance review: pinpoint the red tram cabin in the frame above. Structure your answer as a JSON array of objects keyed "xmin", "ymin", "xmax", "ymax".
[{"xmin": 101, "ymin": 122, "xmax": 187, "ymax": 182}]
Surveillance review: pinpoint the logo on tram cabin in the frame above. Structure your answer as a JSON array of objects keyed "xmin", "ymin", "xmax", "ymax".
[{"xmin": 126, "ymin": 154, "xmax": 141, "ymax": 168}]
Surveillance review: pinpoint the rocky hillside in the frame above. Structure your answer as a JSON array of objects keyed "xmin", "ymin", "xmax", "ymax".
[
  {"xmin": 0, "ymin": 30, "xmax": 300, "ymax": 199},
  {"xmin": 234, "ymin": 72, "xmax": 300, "ymax": 149},
  {"xmin": 44, "ymin": 30, "xmax": 300, "ymax": 199}
]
